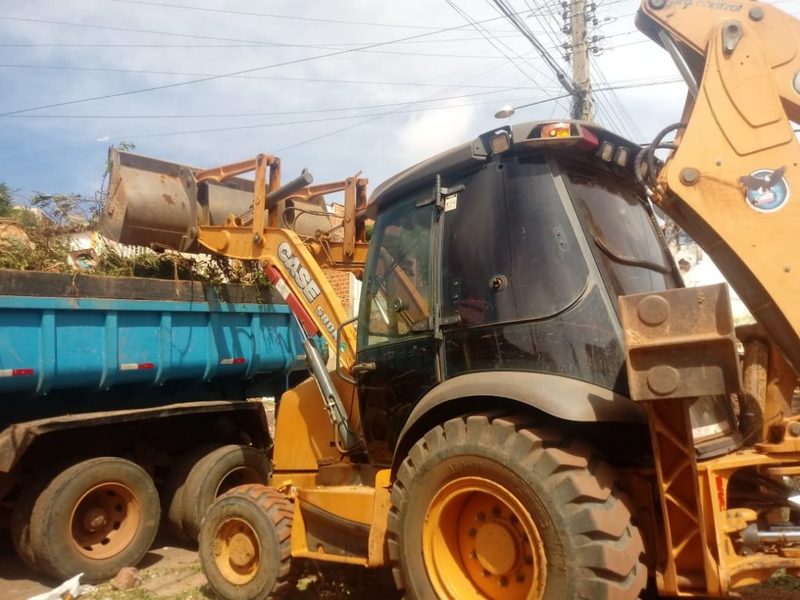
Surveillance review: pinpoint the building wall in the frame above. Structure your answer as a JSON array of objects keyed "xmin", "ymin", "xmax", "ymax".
[{"xmin": 323, "ymin": 268, "xmax": 360, "ymax": 319}]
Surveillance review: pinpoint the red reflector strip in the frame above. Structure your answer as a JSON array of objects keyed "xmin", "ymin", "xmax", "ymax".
[
  {"xmin": 220, "ymin": 357, "xmax": 246, "ymax": 365},
  {"xmin": 0, "ymin": 368, "xmax": 35, "ymax": 377},
  {"xmin": 263, "ymin": 264, "xmax": 320, "ymax": 337},
  {"xmin": 120, "ymin": 362, "xmax": 155, "ymax": 371}
]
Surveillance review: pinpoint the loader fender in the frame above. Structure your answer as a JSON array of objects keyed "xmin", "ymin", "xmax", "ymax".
[{"xmin": 392, "ymin": 371, "xmax": 645, "ymax": 473}]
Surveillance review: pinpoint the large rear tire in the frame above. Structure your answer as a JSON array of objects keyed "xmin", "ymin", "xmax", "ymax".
[
  {"xmin": 180, "ymin": 444, "xmax": 271, "ymax": 541},
  {"xmin": 387, "ymin": 414, "xmax": 646, "ymax": 600},
  {"xmin": 10, "ymin": 472, "xmax": 52, "ymax": 572},
  {"xmin": 163, "ymin": 444, "xmax": 219, "ymax": 541},
  {"xmin": 27, "ymin": 457, "xmax": 160, "ymax": 582},
  {"xmin": 199, "ymin": 484, "xmax": 294, "ymax": 600}
]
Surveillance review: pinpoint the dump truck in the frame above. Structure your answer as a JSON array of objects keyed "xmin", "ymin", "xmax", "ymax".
[
  {"xmin": 99, "ymin": 0, "xmax": 800, "ymax": 597},
  {"xmin": 0, "ymin": 269, "xmax": 312, "ymax": 582}
]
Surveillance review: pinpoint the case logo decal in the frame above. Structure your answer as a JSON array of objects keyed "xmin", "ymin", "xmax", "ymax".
[{"xmin": 278, "ymin": 242, "xmax": 322, "ymax": 302}]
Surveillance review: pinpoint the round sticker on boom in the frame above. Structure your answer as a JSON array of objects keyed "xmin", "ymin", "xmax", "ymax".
[{"xmin": 741, "ymin": 167, "xmax": 790, "ymax": 213}]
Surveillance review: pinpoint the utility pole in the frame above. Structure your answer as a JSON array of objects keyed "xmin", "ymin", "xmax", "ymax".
[{"xmin": 569, "ymin": 0, "xmax": 594, "ymax": 121}]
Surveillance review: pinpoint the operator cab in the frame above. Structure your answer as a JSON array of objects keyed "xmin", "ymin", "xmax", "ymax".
[{"xmin": 356, "ymin": 121, "xmax": 735, "ymax": 464}]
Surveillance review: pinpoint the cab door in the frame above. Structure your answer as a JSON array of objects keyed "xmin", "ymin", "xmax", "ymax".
[{"xmin": 355, "ymin": 185, "xmax": 438, "ymax": 465}]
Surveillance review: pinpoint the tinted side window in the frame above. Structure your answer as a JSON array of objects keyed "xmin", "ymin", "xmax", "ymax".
[
  {"xmin": 565, "ymin": 166, "xmax": 677, "ymax": 296},
  {"xmin": 442, "ymin": 157, "xmax": 588, "ymax": 327},
  {"xmin": 445, "ymin": 287, "xmax": 627, "ymax": 392}
]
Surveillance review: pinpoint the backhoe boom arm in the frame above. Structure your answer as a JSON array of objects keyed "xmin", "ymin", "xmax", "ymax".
[{"xmin": 638, "ymin": 0, "xmax": 800, "ymax": 373}]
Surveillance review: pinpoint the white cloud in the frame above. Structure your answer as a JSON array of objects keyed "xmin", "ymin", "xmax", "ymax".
[{"xmin": 397, "ymin": 104, "xmax": 477, "ymax": 164}]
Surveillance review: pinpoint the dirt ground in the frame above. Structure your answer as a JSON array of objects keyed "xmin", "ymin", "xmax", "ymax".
[
  {"xmin": 1, "ymin": 532, "xmax": 798, "ymax": 600},
  {"xmin": 0, "ymin": 532, "xmax": 400, "ymax": 600}
]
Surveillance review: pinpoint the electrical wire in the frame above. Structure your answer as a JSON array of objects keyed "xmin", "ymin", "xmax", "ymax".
[
  {"xmin": 443, "ymin": 0, "xmax": 560, "ymax": 89},
  {"xmin": 0, "ymin": 13, "xmax": 517, "ymax": 117},
  {"xmin": 278, "ymin": 80, "xmax": 782, "ymax": 160},
  {"xmin": 0, "ymin": 88, "xmax": 527, "ymax": 119},
  {"xmin": 107, "ymin": 0, "xmax": 446, "ymax": 30},
  {"xmin": 0, "ymin": 15, "xmax": 516, "ymax": 60},
  {"xmin": 590, "ymin": 56, "xmax": 641, "ymax": 140},
  {"xmin": 20, "ymin": 77, "xmax": 675, "ymax": 123},
  {"xmin": 0, "ymin": 63, "xmax": 556, "ymax": 92},
  {"xmin": 488, "ymin": 0, "xmax": 577, "ymax": 95}
]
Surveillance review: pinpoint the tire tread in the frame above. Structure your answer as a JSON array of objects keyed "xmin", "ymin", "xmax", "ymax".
[
  {"xmin": 387, "ymin": 413, "xmax": 646, "ymax": 600},
  {"xmin": 202, "ymin": 484, "xmax": 296, "ymax": 599}
]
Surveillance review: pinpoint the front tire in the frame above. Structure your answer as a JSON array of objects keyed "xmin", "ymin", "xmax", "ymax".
[
  {"xmin": 199, "ymin": 484, "xmax": 294, "ymax": 600},
  {"xmin": 387, "ymin": 414, "xmax": 646, "ymax": 600}
]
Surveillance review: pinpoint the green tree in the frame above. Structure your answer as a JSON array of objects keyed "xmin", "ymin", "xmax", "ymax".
[
  {"xmin": 0, "ymin": 182, "xmax": 14, "ymax": 217},
  {"xmin": 29, "ymin": 192, "xmax": 96, "ymax": 227}
]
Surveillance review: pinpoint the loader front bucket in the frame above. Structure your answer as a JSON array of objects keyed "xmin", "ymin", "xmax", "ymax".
[{"xmin": 101, "ymin": 149, "xmax": 254, "ymax": 252}]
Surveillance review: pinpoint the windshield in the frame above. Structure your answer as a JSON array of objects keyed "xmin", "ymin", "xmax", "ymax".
[{"xmin": 564, "ymin": 163, "xmax": 679, "ymax": 297}]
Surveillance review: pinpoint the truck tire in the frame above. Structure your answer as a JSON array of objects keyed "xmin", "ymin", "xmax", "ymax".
[
  {"xmin": 199, "ymin": 484, "xmax": 294, "ymax": 600},
  {"xmin": 163, "ymin": 444, "xmax": 219, "ymax": 541},
  {"xmin": 180, "ymin": 444, "xmax": 271, "ymax": 541},
  {"xmin": 27, "ymin": 457, "xmax": 160, "ymax": 583},
  {"xmin": 10, "ymin": 472, "xmax": 53, "ymax": 572},
  {"xmin": 387, "ymin": 414, "xmax": 647, "ymax": 600}
]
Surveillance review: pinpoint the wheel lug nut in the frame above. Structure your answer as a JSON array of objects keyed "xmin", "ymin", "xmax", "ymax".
[
  {"xmin": 468, "ymin": 528, "xmax": 477, "ymax": 537},
  {"xmin": 476, "ymin": 511, "xmax": 486, "ymax": 522},
  {"xmin": 482, "ymin": 569, "xmax": 490, "ymax": 577},
  {"xmin": 500, "ymin": 576, "xmax": 509, "ymax": 587},
  {"xmin": 470, "ymin": 550, "xmax": 477, "ymax": 560},
  {"xmin": 509, "ymin": 514, "xmax": 518, "ymax": 525},
  {"xmin": 516, "ymin": 571, "xmax": 525, "ymax": 583},
  {"xmin": 492, "ymin": 506, "xmax": 501, "ymax": 517},
  {"xmin": 524, "ymin": 555, "xmax": 533, "ymax": 565}
]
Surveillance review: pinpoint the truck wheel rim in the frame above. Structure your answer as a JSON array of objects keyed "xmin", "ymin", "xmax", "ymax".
[
  {"xmin": 70, "ymin": 482, "xmax": 140, "ymax": 560},
  {"xmin": 214, "ymin": 518, "xmax": 261, "ymax": 585},
  {"xmin": 423, "ymin": 476, "xmax": 546, "ymax": 600}
]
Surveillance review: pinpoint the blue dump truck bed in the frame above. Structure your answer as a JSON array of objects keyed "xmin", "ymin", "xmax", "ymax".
[
  {"xmin": 0, "ymin": 270, "xmax": 307, "ymax": 422},
  {"xmin": 0, "ymin": 270, "xmax": 315, "ymax": 582}
]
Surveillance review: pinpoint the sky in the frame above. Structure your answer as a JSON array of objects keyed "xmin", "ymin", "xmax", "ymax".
[{"xmin": 0, "ymin": 0, "xmax": 797, "ymax": 204}]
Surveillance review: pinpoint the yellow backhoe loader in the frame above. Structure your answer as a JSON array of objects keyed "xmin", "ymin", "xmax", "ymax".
[{"xmin": 101, "ymin": 0, "xmax": 800, "ymax": 597}]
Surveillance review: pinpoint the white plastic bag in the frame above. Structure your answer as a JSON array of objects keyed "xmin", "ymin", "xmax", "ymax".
[{"xmin": 27, "ymin": 573, "xmax": 96, "ymax": 600}]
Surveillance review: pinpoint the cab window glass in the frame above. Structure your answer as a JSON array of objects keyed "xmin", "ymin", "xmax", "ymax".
[
  {"xmin": 359, "ymin": 192, "xmax": 434, "ymax": 347},
  {"xmin": 565, "ymin": 164, "xmax": 677, "ymax": 296},
  {"xmin": 442, "ymin": 157, "xmax": 588, "ymax": 327}
]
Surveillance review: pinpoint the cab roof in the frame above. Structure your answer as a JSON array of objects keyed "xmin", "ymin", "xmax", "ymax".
[{"xmin": 366, "ymin": 120, "xmax": 641, "ymax": 217}]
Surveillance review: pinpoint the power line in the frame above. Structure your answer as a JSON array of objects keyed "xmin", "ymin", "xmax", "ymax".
[
  {"xmin": 112, "ymin": 79, "xmax": 684, "ymax": 142},
  {"xmin": 0, "ymin": 15, "xmax": 517, "ymax": 60},
  {"xmin": 590, "ymin": 56, "xmax": 639, "ymax": 139},
  {"xmin": 277, "ymin": 9, "xmax": 572, "ymax": 159},
  {"xmin": 0, "ymin": 64, "xmax": 678, "ymax": 121},
  {"xmin": 476, "ymin": 0, "xmax": 566, "ymax": 88},
  {"xmin": 443, "ymin": 0, "xmax": 559, "ymax": 89},
  {"xmin": 0, "ymin": 14, "xmax": 516, "ymax": 117},
  {"xmin": 277, "ymin": 91, "xmax": 563, "ymax": 154},
  {"xmin": 0, "ymin": 15, "xmax": 305, "ymax": 48},
  {"xmin": 0, "ymin": 32, "xmax": 528, "ymax": 49},
  {"xmin": 0, "ymin": 63, "xmax": 552, "ymax": 92},
  {"xmin": 117, "ymin": 98, "xmax": 519, "ymax": 141},
  {"xmin": 0, "ymin": 88, "xmax": 522, "ymax": 119},
  {"xmin": 108, "ymin": 0, "xmax": 444, "ymax": 30},
  {"xmin": 488, "ymin": 0, "xmax": 577, "ymax": 96},
  {"xmin": 132, "ymin": 33, "xmax": 569, "ymax": 152}
]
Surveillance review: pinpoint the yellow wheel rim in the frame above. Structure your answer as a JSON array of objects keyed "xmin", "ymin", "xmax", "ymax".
[
  {"xmin": 213, "ymin": 518, "xmax": 261, "ymax": 585},
  {"xmin": 423, "ymin": 476, "xmax": 546, "ymax": 600},
  {"xmin": 70, "ymin": 482, "xmax": 140, "ymax": 560}
]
